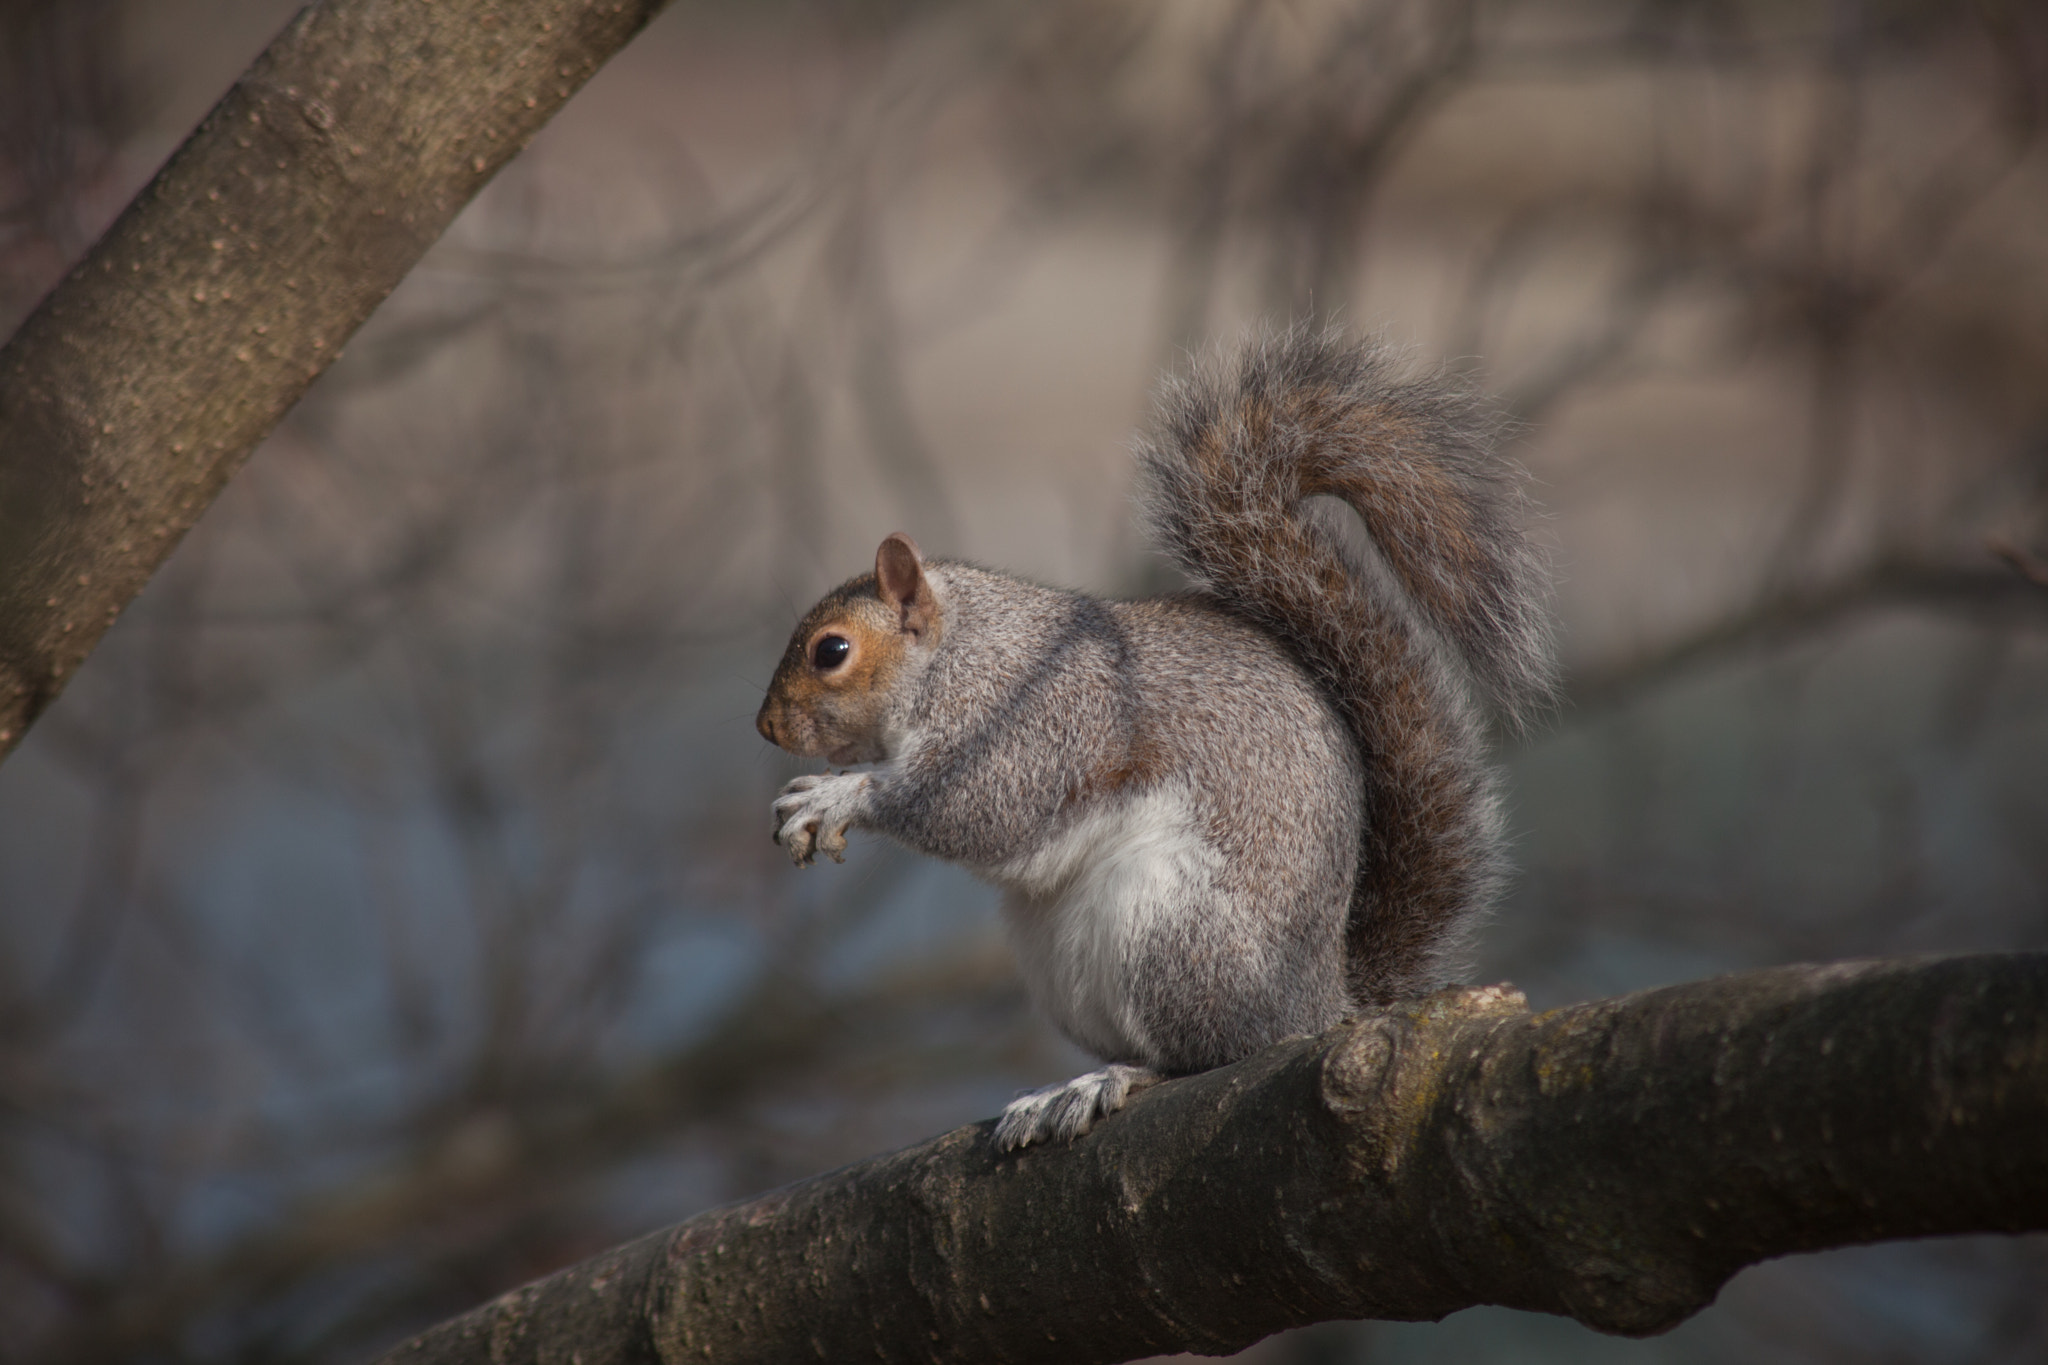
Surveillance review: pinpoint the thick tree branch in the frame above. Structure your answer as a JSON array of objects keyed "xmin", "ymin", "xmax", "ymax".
[
  {"xmin": 0, "ymin": 0, "xmax": 673, "ymax": 765},
  {"xmin": 373, "ymin": 953, "xmax": 2048, "ymax": 1364}
]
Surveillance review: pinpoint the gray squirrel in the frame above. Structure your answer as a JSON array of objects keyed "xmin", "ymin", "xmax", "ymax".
[{"xmin": 755, "ymin": 327, "xmax": 1555, "ymax": 1151}]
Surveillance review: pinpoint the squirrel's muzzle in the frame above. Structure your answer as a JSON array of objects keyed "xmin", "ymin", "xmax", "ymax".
[{"xmin": 755, "ymin": 695, "xmax": 819, "ymax": 755}]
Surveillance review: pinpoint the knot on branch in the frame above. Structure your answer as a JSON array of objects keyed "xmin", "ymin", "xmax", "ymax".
[{"xmin": 1319, "ymin": 982, "xmax": 1529, "ymax": 1184}]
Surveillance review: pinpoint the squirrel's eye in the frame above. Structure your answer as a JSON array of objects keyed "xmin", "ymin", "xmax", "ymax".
[{"xmin": 811, "ymin": 634, "xmax": 851, "ymax": 670}]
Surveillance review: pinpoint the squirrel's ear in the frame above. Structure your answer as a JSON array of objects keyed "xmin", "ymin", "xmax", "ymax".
[{"xmin": 875, "ymin": 532, "xmax": 937, "ymax": 638}]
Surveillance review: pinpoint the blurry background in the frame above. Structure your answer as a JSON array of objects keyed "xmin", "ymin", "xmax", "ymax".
[{"xmin": 3, "ymin": 0, "xmax": 2046, "ymax": 1361}]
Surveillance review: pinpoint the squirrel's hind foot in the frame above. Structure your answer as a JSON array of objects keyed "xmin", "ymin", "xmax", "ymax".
[{"xmin": 993, "ymin": 1063, "xmax": 1161, "ymax": 1152}]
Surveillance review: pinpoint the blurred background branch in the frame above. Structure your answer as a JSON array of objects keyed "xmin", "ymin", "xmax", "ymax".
[{"xmin": 1, "ymin": 1, "xmax": 2045, "ymax": 1362}]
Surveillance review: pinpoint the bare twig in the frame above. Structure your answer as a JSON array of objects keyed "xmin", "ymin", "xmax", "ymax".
[{"xmin": 1563, "ymin": 556, "xmax": 2048, "ymax": 717}]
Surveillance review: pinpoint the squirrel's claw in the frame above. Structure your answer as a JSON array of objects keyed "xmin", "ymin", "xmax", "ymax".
[
  {"xmin": 992, "ymin": 1064, "xmax": 1162, "ymax": 1152},
  {"xmin": 778, "ymin": 819, "xmax": 817, "ymax": 866},
  {"xmin": 772, "ymin": 772, "xmax": 866, "ymax": 869}
]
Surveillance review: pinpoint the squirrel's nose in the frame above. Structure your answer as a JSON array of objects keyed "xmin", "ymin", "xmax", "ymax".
[{"xmin": 756, "ymin": 707, "xmax": 778, "ymax": 747}]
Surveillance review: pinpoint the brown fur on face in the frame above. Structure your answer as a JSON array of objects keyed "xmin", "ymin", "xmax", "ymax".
[{"xmin": 756, "ymin": 534, "xmax": 942, "ymax": 765}]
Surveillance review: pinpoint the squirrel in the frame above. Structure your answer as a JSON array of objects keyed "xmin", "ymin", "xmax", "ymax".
[{"xmin": 754, "ymin": 327, "xmax": 1555, "ymax": 1152}]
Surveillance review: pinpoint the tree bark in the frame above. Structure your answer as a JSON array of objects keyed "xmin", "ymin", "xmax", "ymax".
[
  {"xmin": 374, "ymin": 953, "xmax": 2048, "ymax": 1364},
  {"xmin": 0, "ymin": 0, "xmax": 673, "ymax": 764}
]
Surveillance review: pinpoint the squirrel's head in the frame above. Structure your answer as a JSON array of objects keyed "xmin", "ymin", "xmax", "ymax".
[{"xmin": 756, "ymin": 532, "xmax": 943, "ymax": 765}]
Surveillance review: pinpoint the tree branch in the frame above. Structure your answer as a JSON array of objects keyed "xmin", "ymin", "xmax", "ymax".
[
  {"xmin": 1562, "ymin": 555, "xmax": 2048, "ymax": 718},
  {"xmin": 374, "ymin": 953, "xmax": 2048, "ymax": 1364},
  {"xmin": 0, "ymin": 0, "xmax": 675, "ymax": 765}
]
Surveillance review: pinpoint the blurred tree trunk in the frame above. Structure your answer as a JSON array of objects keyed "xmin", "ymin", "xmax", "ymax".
[
  {"xmin": 0, "ymin": 0, "xmax": 674, "ymax": 765},
  {"xmin": 377, "ymin": 953, "xmax": 2048, "ymax": 1364}
]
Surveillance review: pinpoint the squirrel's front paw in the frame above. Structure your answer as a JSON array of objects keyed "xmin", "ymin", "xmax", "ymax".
[
  {"xmin": 772, "ymin": 772, "xmax": 869, "ymax": 867},
  {"xmin": 992, "ymin": 1064, "xmax": 1161, "ymax": 1152}
]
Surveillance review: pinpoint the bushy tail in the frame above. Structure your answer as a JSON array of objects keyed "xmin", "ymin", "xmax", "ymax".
[{"xmin": 1134, "ymin": 327, "xmax": 1556, "ymax": 1003}]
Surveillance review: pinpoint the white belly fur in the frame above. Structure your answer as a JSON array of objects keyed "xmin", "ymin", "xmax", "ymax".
[{"xmin": 986, "ymin": 782, "xmax": 1222, "ymax": 1064}]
